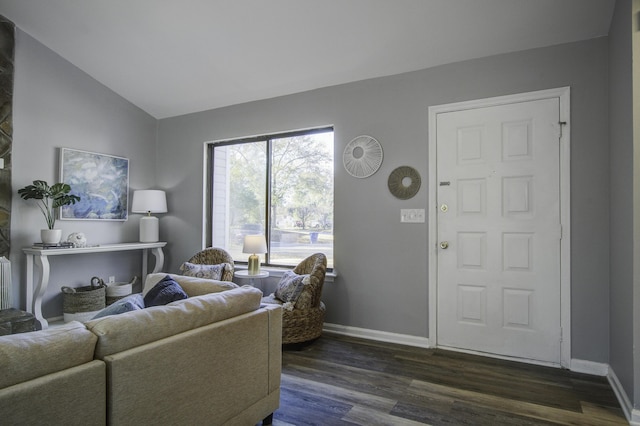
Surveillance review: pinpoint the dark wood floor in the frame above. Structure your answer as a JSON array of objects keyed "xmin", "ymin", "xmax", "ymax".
[{"xmin": 270, "ymin": 333, "xmax": 627, "ymax": 425}]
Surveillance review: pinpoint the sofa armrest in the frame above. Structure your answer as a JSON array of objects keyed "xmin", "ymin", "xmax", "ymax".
[
  {"xmin": 103, "ymin": 305, "xmax": 281, "ymax": 425},
  {"xmin": 263, "ymin": 304, "xmax": 283, "ymax": 393}
]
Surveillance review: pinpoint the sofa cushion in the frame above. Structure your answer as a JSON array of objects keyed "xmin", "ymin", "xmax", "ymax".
[
  {"xmin": 86, "ymin": 285, "xmax": 263, "ymax": 359},
  {"xmin": 92, "ymin": 294, "xmax": 145, "ymax": 319},
  {"xmin": 0, "ymin": 321, "xmax": 97, "ymax": 388},
  {"xmin": 143, "ymin": 273, "xmax": 238, "ymax": 297},
  {"xmin": 179, "ymin": 261, "xmax": 230, "ymax": 280},
  {"xmin": 143, "ymin": 275, "xmax": 188, "ymax": 307}
]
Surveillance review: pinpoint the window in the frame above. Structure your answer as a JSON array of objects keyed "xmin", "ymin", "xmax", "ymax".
[{"xmin": 207, "ymin": 127, "xmax": 334, "ymax": 269}]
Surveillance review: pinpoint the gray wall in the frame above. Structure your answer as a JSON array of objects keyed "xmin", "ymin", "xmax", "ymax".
[
  {"xmin": 157, "ymin": 37, "xmax": 611, "ymax": 361},
  {"xmin": 10, "ymin": 30, "xmax": 157, "ymax": 318},
  {"xmin": 609, "ymin": 0, "xmax": 634, "ymax": 403},
  {"xmin": 6, "ymin": 20, "xmax": 615, "ymax": 367}
]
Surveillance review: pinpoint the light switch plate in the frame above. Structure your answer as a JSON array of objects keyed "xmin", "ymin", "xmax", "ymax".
[{"xmin": 401, "ymin": 209, "xmax": 425, "ymax": 223}]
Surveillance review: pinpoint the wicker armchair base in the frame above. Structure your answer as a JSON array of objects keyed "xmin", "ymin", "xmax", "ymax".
[{"xmin": 281, "ymin": 301, "xmax": 326, "ymax": 344}]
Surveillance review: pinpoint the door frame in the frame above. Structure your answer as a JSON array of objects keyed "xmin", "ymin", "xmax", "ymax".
[{"xmin": 427, "ymin": 87, "xmax": 571, "ymax": 368}]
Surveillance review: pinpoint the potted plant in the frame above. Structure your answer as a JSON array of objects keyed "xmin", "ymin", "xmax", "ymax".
[{"xmin": 18, "ymin": 180, "xmax": 81, "ymax": 244}]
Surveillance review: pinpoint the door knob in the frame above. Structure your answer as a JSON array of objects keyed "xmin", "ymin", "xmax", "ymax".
[{"xmin": 440, "ymin": 241, "xmax": 449, "ymax": 249}]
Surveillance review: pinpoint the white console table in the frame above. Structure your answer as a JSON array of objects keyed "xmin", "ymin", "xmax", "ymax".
[{"xmin": 23, "ymin": 242, "xmax": 166, "ymax": 329}]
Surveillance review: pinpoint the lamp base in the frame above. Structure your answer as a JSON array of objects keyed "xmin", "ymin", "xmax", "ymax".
[
  {"xmin": 139, "ymin": 216, "xmax": 159, "ymax": 243},
  {"xmin": 247, "ymin": 254, "xmax": 260, "ymax": 275}
]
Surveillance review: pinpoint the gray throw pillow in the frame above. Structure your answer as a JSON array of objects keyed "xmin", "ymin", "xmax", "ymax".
[{"xmin": 92, "ymin": 293, "xmax": 145, "ymax": 319}]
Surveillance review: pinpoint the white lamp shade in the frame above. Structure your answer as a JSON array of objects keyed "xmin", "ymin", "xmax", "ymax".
[
  {"xmin": 243, "ymin": 234, "xmax": 267, "ymax": 254},
  {"xmin": 131, "ymin": 190, "xmax": 168, "ymax": 214}
]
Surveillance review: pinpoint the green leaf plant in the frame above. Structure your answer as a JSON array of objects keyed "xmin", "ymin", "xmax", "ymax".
[{"xmin": 18, "ymin": 180, "xmax": 81, "ymax": 229}]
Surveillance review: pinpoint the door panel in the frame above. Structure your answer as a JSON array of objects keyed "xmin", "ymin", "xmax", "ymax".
[{"xmin": 436, "ymin": 98, "xmax": 561, "ymax": 364}]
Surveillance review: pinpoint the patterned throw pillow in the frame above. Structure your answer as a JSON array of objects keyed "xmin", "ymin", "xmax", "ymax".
[
  {"xmin": 143, "ymin": 275, "xmax": 188, "ymax": 307},
  {"xmin": 274, "ymin": 271, "xmax": 310, "ymax": 309},
  {"xmin": 179, "ymin": 262, "xmax": 227, "ymax": 280}
]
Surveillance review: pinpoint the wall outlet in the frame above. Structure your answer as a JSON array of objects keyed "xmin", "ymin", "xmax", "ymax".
[
  {"xmin": 401, "ymin": 209, "xmax": 425, "ymax": 223},
  {"xmin": 108, "ymin": 276, "xmax": 115, "ymax": 283}
]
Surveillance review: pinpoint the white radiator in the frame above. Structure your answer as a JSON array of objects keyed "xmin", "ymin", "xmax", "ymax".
[{"xmin": 0, "ymin": 257, "xmax": 11, "ymax": 309}]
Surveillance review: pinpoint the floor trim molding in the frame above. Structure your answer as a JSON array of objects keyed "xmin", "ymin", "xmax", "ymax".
[
  {"xmin": 570, "ymin": 358, "xmax": 609, "ymax": 376},
  {"xmin": 323, "ymin": 323, "xmax": 430, "ymax": 348},
  {"xmin": 608, "ymin": 366, "xmax": 640, "ymax": 425}
]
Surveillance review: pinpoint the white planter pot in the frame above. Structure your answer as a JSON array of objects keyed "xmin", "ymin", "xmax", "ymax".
[{"xmin": 41, "ymin": 229, "xmax": 62, "ymax": 244}]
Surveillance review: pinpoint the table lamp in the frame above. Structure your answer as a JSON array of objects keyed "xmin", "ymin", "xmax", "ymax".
[
  {"xmin": 243, "ymin": 234, "xmax": 267, "ymax": 275},
  {"xmin": 131, "ymin": 190, "xmax": 168, "ymax": 242}
]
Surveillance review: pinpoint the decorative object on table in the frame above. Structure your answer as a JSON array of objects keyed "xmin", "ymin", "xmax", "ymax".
[
  {"xmin": 61, "ymin": 276, "xmax": 106, "ymax": 323},
  {"xmin": 343, "ymin": 135, "xmax": 383, "ymax": 178},
  {"xmin": 388, "ymin": 166, "xmax": 421, "ymax": 200},
  {"xmin": 66, "ymin": 232, "xmax": 87, "ymax": 248},
  {"xmin": 18, "ymin": 180, "xmax": 81, "ymax": 244},
  {"xmin": 183, "ymin": 247, "xmax": 235, "ymax": 281},
  {"xmin": 106, "ymin": 276, "xmax": 137, "ymax": 305},
  {"xmin": 243, "ymin": 235, "xmax": 267, "ymax": 275},
  {"xmin": 59, "ymin": 148, "xmax": 129, "ymax": 221},
  {"xmin": 131, "ymin": 190, "xmax": 167, "ymax": 243},
  {"xmin": 261, "ymin": 253, "xmax": 327, "ymax": 344},
  {"xmin": 0, "ymin": 257, "xmax": 11, "ymax": 310}
]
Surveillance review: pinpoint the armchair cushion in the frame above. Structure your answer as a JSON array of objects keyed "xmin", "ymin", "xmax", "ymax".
[
  {"xmin": 185, "ymin": 248, "xmax": 235, "ymax": 281},
  {"xmin": 179, "ymin": 261, "xmax": 229, "ymax": 281},
  {"xmin": 275, "ymin": 271, "xmax": 310, "ymax": 309}
]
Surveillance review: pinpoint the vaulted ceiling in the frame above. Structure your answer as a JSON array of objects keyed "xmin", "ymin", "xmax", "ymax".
[{"xmin": 0, "ymin": 0, "xmax": 616, "ymax": 119}]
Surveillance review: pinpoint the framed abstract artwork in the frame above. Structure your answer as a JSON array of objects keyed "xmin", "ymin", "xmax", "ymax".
[{"xmin": 59, "ymin": 148, "xmax": 129, "ymax": 221}]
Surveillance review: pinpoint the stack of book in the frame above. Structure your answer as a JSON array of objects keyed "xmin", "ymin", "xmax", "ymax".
[{"xmin": 32, "ymin": 242, "xmax": 75, "ymax": 249}]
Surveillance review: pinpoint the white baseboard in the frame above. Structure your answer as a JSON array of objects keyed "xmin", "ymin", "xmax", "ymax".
[
  {"xmin": 570, "ymin": 358, "xmax": 609, "ymax": 376},
  {"xmin": 608, "ymin": 366, "xmax": 640, "ymax": 425},
  {"xmin": 323, "ymin": 323, "xmax": 430, "ymax": 348}
]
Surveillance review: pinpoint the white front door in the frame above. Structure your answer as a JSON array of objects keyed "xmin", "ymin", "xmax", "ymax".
[{"xmin": 434, "ymin": 95, "xmax": 564, "ymax": 365}]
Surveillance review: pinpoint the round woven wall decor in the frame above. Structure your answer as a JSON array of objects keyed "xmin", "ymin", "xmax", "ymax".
[
  {"xmin": 343, "ymin": 135, "xmax": 383, "ymax": 178},
  {"xmin": 388, "ymin": 166, "xmax": 421, "ymax": 200}
]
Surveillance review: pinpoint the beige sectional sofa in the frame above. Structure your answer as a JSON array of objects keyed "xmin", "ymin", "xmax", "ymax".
[{"xmin": 0, "ymin": 277, "xmax": 282, "ymax": 426}]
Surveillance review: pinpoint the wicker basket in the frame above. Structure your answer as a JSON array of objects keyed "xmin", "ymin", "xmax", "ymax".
[
  {"xmin": 106, "ymin": 277, "xmax": 136, "ymax": 305},
  {"xmin": 61, "ymin": 277, "xmax": 106, "ymax": 322}
]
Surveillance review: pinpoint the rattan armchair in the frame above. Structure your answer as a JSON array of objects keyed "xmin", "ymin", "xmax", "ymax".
[
  {"xmin": 184, "ymin": 247, "xmax": 235, "ymax": 281},
  {"xmin": 262, "ymin": 253, "xmax": 327, "ymax": 344}
]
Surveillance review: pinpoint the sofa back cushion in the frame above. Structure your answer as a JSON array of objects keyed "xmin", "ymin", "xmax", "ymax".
[
  {"xmin": 0, "ymin": 321, "xmax": 97, "ymax": 388},
  {"xmin": 143, "ymin": 272, "xmax": 238, "ymax": 297},
  {"xmin": 86, "ymin": 286, "xmax": 262, "ymax": 359}
]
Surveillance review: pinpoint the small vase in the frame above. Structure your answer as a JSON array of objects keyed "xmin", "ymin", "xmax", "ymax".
[{"xmin": 41, "ymin": 229, "xmax": 62, "ymax": 244}]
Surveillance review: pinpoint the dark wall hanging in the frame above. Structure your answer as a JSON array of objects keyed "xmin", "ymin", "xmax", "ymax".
[
  {"xmin": 388, "ymin": 166, "xmax": 421, "ymax": 200},
  {"xmin": 0, "ymin": 16, "xmax": 14, "ymax": 259}
]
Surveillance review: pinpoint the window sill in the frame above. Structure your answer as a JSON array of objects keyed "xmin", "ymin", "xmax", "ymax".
[{"xmin": 234, "ymin": 265, "xmax": 337, "ymax": 282}]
